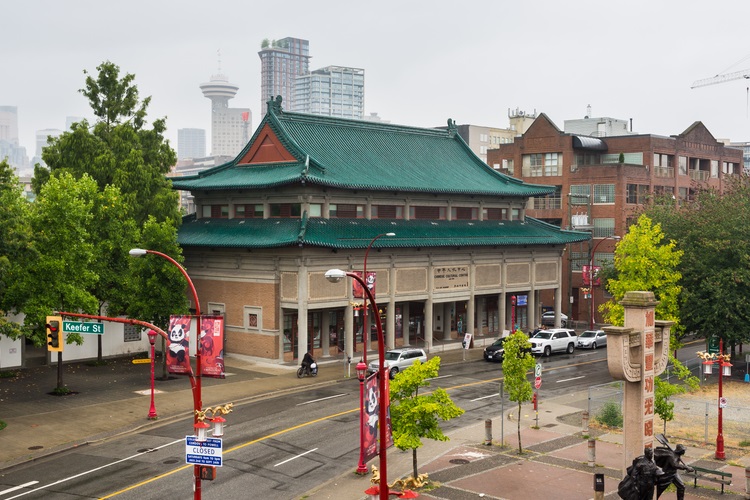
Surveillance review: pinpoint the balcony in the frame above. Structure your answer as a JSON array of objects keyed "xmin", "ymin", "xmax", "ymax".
[
  {"xmin": 654, "ymin": 166, "xmax": 674, "ymax": 178},
  {"xmin": 532, "ymin": 196, "xmax": 562, "ymax": 210},
  {"xmin": 689, "ymin": 169, "xmax": 709, "ymax": 181}
]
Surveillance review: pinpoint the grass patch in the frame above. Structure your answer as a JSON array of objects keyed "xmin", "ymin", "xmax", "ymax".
[
  {"xmin": 0, "ymin": 420, "xmax": 6, "ymax": 431},
  {"xmin": 594, "ymin": 401, "xmax": 623, "ymax": 428},
  {"xmin": 739, "ymin": 440, "xmax": 750, "ymax": 447},
  {"xmin": 0, "ymin": 370, "xmax": 19, "ymax": 379}
]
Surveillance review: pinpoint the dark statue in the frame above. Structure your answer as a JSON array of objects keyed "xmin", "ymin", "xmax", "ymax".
[
  {"xmin": 654, "ymin": 438, "xmax": 694, "ymax": 500},
  {"xmin": 618, "ymin": 447, "xmax": 664, "ymax": 499}
]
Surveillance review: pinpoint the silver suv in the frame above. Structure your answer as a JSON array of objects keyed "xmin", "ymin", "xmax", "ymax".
[{"xmin": 368, "ymin": 348, "xmax": 427, "ymax": 378}]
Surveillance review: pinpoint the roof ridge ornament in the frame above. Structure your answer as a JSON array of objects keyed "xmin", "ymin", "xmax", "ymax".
[
  {"xmin": 267, "ymin": 95, "xmax": 283, "ymax": 114},
  {"xmin": 447, "ymin": 118, "xmax": 457, "ymax": 136}
]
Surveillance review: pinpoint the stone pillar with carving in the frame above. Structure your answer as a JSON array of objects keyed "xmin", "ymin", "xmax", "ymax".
[{"xmin": 604, "ymin": 291, "xmax": 672, "ymax": 475}]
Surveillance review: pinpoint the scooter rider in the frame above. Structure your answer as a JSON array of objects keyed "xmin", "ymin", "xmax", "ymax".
[{"xmin": 300, "ymin": 351, "xmax": 315, "ymax": 375}]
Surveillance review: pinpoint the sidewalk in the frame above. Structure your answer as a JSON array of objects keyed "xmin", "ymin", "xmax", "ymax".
[{"xmin": 1, "ymin": 345, "xmax": 748, "ymax": 500}]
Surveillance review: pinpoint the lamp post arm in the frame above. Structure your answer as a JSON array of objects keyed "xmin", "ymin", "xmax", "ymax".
[{"xmin": 144, "ymin": 250, "xmax": 201, "ymax": 316}]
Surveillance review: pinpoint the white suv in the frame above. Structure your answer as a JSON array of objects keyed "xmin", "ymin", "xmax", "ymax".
[
  {"xmin": 530, "ymin": 328, "xmax": 577, "ymax": 356},
  {"xmin": 368, "ymin": 348, "xmax": 427, "ymax": 378}
]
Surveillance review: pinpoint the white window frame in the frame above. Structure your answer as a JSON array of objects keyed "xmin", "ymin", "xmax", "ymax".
[{"xmin": 244, "ymin": 306, "xmax": 262, "ymax": 331}]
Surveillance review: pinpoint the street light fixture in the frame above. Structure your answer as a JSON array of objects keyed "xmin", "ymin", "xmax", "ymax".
[
  {"xmin": 588, "ymin": 236, "xmax": 621, "ymax": 330},
  {"xmin": 326, "ymin": 269, "xmax": 390, "ymax": 500},
  {"xmin": 130, "ymin": 247, "xmax": 226, "ymax": 500},
  {"xmin": 358, "ymin": 232, "xmax": 394, "ymax": 475},
  {"xmin": 697, "ymin": 340, "xmax": 733, "ymax": 460}
]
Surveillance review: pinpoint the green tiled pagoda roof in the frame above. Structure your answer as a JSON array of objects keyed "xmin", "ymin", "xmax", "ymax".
[
  {"xmin": 177, "ymin": 214, "xmax": 590, "ymax": 249},
  {"xmin": 171, "ymin": 103, "xmax": 554, "ymax": 197}
]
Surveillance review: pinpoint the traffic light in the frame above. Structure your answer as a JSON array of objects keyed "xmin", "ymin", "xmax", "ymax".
[{"xmin": 46, "ymin": 316, "xmax": 63, "ymax": 352}]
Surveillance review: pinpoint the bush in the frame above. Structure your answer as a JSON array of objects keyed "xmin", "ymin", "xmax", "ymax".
[{"xmin": 595, "ymin": 401, "xmax": 623, "ymax": 428}]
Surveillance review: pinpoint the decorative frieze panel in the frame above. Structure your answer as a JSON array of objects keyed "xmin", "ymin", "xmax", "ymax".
[
  {"xmin": 506, "ymin": 263, "xmax": 530, "ymax": 285},
  {"xmin": 535, "ymin": 262, "xmax": 557, "ymax": 283},
  {"xmin": 396, "ymin": 268, "xmax": 427, "ymax": 293},
  {"xmin": 475, "ymin": 264, "xmax": 501, "ymax": 288},
  {"xmin": 280, "ymin": 272, "xmax": 298, "ymax": 301}
]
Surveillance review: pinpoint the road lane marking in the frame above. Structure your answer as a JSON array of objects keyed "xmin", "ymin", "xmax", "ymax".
[
  {"xmin": 0, "ymin": 482, "xmax": 39, "ymax": 497},
  {"xmin": 296, "ymin": 393, "xmax": 347, "ymax": 406},
  {"xmin": 557, "ymin": 376, "xmax": 585, "ymax": 383},
  {"xmin": 274, "ymin": 448, "xmax": 318, "ymax": 467},
  {"xmin": 470, "ymin": 394, "xmax": 497, "ymax": 402},
  {"xmin": 7, "ymin": 439, "xmax": 182, "ymax": 500}
]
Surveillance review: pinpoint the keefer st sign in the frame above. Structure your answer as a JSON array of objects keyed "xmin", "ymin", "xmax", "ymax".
[
  {"xmin": 185, "ymin": 436, "xmax": 223, "ymax": 466},
  {"xmin": 62, "ymin": 321, "xmax": 105, "ymax": 335}
]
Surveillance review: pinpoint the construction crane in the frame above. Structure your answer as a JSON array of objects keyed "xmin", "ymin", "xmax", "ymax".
[{"xmin": 691, "ymin": 69, "xmax": 750, "ymax": 88}]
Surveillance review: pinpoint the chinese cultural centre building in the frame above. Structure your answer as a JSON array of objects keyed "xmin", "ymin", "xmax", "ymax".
[
  {"xmin": 171, "ymin": 97, "xmax": 590, "ymax": 363},
  {"xmin": 487, "ymin": 114, "xmax": 744, "ymax": 326}
]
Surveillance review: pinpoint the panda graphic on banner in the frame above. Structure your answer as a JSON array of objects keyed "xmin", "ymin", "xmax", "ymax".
[{"xmin": 167, "ymin": 315, "xmax": 192, "ymax": 375}]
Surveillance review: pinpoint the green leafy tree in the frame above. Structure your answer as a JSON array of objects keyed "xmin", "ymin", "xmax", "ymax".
[
  {"xmin": 654, "ymin": 356, "xmax": 699, "ymax": 432},
  {"xmin": 646, "ymin": 178, "xmax": 750, "ymax": 351},
  {"xmin": 501, "ymin": 331, "xmax": 535, "ymax": 453},
  {"xmin": 0, "ymin": 160, "xmax": 33, "ymax": 339},
  {"xmin": 389, "ymin": 356, "xmax": 464, "ymax": 480},
  {"xmin": 39, "ymin": 61, "xmax": 179, "ymax": 227},
  {"xmin": 601, "ymin": 215, "xmax": 683, "ymax": 342}
]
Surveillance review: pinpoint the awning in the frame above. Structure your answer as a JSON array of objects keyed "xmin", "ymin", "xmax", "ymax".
[{"xmin": 572, "ymin": 136, "xmax": 608, "ymax": 151}]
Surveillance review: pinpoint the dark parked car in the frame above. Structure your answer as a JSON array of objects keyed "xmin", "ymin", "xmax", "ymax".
[{"xmin": 483, "ymin": 337, "xmax": 506, "ymax": 362}]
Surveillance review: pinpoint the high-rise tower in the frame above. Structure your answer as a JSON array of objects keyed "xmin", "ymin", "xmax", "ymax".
[
  {"xmin": 200, "ymin": 71, "xmax": 250, "ymax": 157},
  {"xmin": 258, "ymin": 37, "xmax": 310, "ymax": 114}
]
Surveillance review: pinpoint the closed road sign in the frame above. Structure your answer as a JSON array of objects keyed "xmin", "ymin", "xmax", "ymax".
[{"xmin": 186, "ymin": 436, "xmax": 222, "ymax": 466}]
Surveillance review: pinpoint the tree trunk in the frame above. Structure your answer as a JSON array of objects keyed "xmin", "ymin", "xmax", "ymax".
[
  {"xmin": 412, "ymin": 448, "xmax": 419, "ymax": 479},
  {"xmin": 517, "ymin": 402, "xmax": 522, "ymax": 454}
]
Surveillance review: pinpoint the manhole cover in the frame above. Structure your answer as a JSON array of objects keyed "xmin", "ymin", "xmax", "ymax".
[
  {"xmin": 449, "ymin": 459, "xmax": 470, "ymax": 465},
  {"xmin": 163, "ymin": 459, "xmax": 179, "ymax": 464},
  {"xmin": 28, "ymin": 446, "xmax": 43, "ymax": 450}
]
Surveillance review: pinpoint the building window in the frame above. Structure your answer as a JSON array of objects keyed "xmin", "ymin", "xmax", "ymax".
[
  {"xmin": 544, "ymin": 153, "xmax": 561, "ymax": 176},
  {"xmin": 522, "ymin": 153, "xmax": 543, "ymax": 177},
  {"xmin": 626, "ymin": 184, "xmax": 649, "ymax": 204},
  {"xmin": 711, "ymin": 160, "xmax": 719, "ymax": 178},
  {"xmin": 451, "ymin": 207, "xmax": 478, "ymax": 220},
  {"xmin": 207, "ymin": 205, "xmax": 229, "ymax": 218},
  {"xmin": 483, "ymin": 208, "xmax": 507, "ymax": 220},
  {"xmin": 308, "ymin": 203, "xmax": 322, "ymax": 217},
  {"xmin": 678, "ymin": 156, "xmax": 687, "ymax": 176},
  {"xmin": 372, "ymin": 205, "xmax": 404, "ymax": 219},
  {"xmin": 571, "ymin": 251, "xmax": 588, "ymax": 272},
  {"xmin": 207, "ymin": 302, "xmax": 225, "ymax": 316},
  {"xmin": 409, "ymin": 206, "xmax": 446, "ymax": 220},
  {"xmin": 245, "ymin": 306, "xmax": 261, "ymax": 331},
  {"xmin": 123, "ymin": 324, "xmax": 141, "ymax": 342},
  {"xmin": 270, "ymin": 203, "xmax": 302, "ymax": 218},
  {"xmin": 593, "ymin": 184, "xmax": 615, "ymax": 204},
  {"xmin": 593, "ymin": 218, "xmax": 615, "ymax": 238},
  {"xmin": 329, "ymin": 203, "xmax": 364, "ymax": 218},
  {"xmin": 235, "ymin": 204, "xmax": 264, "ymax": 218},
  {"xmin": 511, "ymin": 208, "xmax": 521, "ymax": 221},
  {"xmin": 502, "ymin": 158, "xmax": 514, "ymax": 174}
]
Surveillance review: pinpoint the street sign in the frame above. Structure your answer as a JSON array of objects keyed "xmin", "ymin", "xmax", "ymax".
[
  {"xmin": 535, "ymin": 363, "xmax": 542, "ymax": 378},
  {"xmin": 186, "ymin": 436, "xmax": 223, "ymax": 466},
  {"xmin": 534, "ymin": 377, "xmax": 542, "ymax": 389},
  {"xmin": 63, "ymin": 321, "xmax": 105, "ymax": 335},
  {"xmin": 719, "ymin": 397, "xmax": 727, "ymax": 409}
]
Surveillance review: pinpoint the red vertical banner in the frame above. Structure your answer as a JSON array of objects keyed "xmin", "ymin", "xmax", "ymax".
[
  {"xmin": 352, "ymin": 271, "xmax": 376, "ymax": 299},
  {"xmin": 363, "ymin": 373, "xmax": 379, "ymax": 462},
  {"xmin": 167, "ymin": 315, "xmax": 191, "ymax": 375},
  {"xmin": 200, "ymin": 316, "xmax": 225, "ymax": 379}
]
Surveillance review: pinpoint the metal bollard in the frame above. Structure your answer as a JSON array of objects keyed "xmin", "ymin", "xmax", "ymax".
[
  {"xmin": 582, "ymin": 410, "xmax": 589, "ymax": 433},
  {"xmin": 588, "ymin": 438, "xmax": 596, "ymax": 467},
  {"xmin": 745, "ymin": 465, "xmax": 749, "ymax": 500},
  {"xmin": 484, "ymin": 419, "xmax": 493, "ymax": 445},
  {"xmin": 594, "ymin": 473, "xmax": 604, "ymax": 500}
]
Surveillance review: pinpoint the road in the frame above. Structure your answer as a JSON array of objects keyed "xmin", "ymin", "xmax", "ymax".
[{"xmin": 0, "ymin": 344, "xmax": 700, "ymax": 500}]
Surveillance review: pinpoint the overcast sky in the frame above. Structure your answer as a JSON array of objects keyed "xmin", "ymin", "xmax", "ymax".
[{"xmin": 5, "ymin": 0, "xmax": 750, "ymax": 156}]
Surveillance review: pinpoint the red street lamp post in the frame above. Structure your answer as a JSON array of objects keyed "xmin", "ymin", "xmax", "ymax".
[
  {"xmin": 698, "ymin": 339, "xmax": 733, "ymax": 460},
  {"xmin": 129, "ymin": 248, "xmax": 207, "ymax": 500},
  {"xmin": 588, "ymin": 236, "xmax": 620, "ymax": 330},
  {"xmin": 510, "ymin": 295, "xmax": 516, "ymax": 332},
  {"xmin": 147, "ymin": 330, "xmax": 158, "ymax": 420},
  {"xmin": 358, "ymin": 233, "xmax": 394, "ymax": 474},
  {"xmin": 326, "ymin": 269, "xmax": 389, "ymax": 500}
]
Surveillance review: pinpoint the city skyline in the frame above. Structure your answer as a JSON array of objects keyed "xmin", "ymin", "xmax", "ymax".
[{"xmin": 3, "ymin": 0, "xmax": 750, "ymax": 160}]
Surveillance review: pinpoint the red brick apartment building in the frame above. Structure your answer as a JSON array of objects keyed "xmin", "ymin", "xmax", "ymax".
[{"xmin": 487, "ymin": 114, "xmax": 744, "ymax": 327}]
